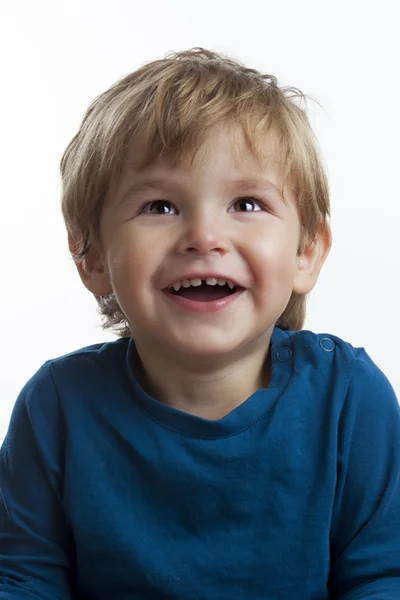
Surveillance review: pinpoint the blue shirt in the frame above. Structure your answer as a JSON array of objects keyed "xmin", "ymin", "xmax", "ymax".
[{"xmin": 1, "ymin": 326, "xmax": 400, "ymax": 599}]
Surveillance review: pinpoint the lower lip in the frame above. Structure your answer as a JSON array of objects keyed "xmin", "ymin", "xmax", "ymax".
[{"xmin": 162, "ymin": 288, "xmax": 246, "ymax": 313}]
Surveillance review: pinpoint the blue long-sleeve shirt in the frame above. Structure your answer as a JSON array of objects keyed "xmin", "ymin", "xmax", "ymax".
[{"xmin": 1, "ymin": 325, "xmax": 400, "ymax": 599}]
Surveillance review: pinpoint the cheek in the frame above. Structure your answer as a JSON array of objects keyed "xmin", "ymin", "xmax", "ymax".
[
  {"xmin": 248, "ymin": 229, "xmax": 298, "ymax": 281},
  {"xmin": 105, "ymin": 229, "xmax": 165, "ymax": 301},
  {"xmin": 106, "ymin": 244, "xmax": 155, "ymax": 324}
]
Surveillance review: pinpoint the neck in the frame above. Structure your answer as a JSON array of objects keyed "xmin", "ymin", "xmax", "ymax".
[{"xmin": 132, "ymin": 332, "xmax": 273, "ymax": 420}]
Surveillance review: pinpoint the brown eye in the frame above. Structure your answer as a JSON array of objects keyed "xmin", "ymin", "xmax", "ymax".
[
  {"xmin": 142, "ymin": 201, "xmax": 177, "ymax": 215},
  {"xmin": 232, "ymin": 197, "xmax": 263, "ymax": 212}
]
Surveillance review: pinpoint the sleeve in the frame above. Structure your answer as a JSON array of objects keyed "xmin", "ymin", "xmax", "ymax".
[
  {"xmin": 0, "ymin": 364, "xmax": 76, "ymax": 600},
  {"xmin": 328, "ymin": 348, "xmax": 400, "ymax": 599}
]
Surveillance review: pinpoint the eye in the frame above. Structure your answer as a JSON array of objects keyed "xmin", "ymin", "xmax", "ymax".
[
  {"xmin": 141, "ymin": 200, "xmax": 177, "ymax": 215},
  {"xmin": 230, "ymin": 197, "xmax": 264, "ymax": 212}
]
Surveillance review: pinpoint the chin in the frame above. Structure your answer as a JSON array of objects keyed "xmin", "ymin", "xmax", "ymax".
[{"xmin": 167, "ymin": 334, "xmax": 252, "ymax": 360}]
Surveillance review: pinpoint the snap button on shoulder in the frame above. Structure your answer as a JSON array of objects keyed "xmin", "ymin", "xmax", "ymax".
[
  {"xmin": 320, "ymin": 337, "xmax": 335, "ymax": 352},
  {"xmin": 276, "ymin": 346, "xmax": 292, "ymax": 362}
]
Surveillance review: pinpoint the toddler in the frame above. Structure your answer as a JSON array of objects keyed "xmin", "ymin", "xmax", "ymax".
[{"xmin": 1, "ymin": 48, "xmax": 399, "ymax": 599}]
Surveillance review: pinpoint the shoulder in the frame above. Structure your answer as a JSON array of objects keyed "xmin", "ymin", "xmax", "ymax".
[
  {"xmin": 48, "ymin": 336, "xmax": 131, "ymax": 369},
  {"xmin": 46, "ymin": 336, "xmax": 131, "ymax": 380},
  {"xmin": 287, "ymin": 327, "xmax": 361, "ymax": 360},
  {"xmin": 281, "ymin": 327, "xmax": 363, "ymax": 378},
  {"xmin": 281, "ymin": 327, "xmax": 398, "ymax": 412},
  {"xmin": 14, "ymin": 337, "xmax": 132, "ymax": 417}
]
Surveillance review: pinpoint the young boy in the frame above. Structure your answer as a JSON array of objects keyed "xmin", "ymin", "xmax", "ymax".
[{"xmin": 1, "ymin": 48, "xmax": 399, "ymax": 600}]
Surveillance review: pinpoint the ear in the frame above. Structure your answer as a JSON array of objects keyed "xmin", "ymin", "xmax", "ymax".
[
  {"xmin": 68, "ymin": 232, "xmax": 113, "ymax": 296},
  {"xmin": 293, "ymin": 222, "xmax": 332, "ymax": 295}
]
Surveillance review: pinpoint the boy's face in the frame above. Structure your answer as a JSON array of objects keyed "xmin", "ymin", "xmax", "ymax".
[{"xmin": 90, "ymin": 124, "xmax": 326, "ymax": 362}]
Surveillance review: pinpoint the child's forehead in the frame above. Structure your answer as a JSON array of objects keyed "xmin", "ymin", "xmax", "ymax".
[{"xmin": 123, "ymin": 123, "xmax": 285, "ymax": 178}]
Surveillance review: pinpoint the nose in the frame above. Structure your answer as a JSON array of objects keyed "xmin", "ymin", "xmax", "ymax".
[{"xmin": 176, "ymin": 209, "xmax": 229, "ymax": 256}]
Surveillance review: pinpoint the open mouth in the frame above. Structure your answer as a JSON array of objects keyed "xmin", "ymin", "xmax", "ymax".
[{"xmin": 169, "ymin": 282, "xmax": 242, "ymax": 302}]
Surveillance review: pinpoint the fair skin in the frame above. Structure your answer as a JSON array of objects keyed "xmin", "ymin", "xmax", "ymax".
[{"xmin": 73, "ymin": 124, "xmax": 331, "ymax": 419}]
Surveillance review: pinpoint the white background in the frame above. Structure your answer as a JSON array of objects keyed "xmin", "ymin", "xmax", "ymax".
[{"xmin": 0, "ymin": 0, "xmax": 399, "ymax": 441}]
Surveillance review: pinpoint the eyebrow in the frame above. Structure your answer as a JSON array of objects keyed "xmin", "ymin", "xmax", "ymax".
[
  {"xmin": 227, "ymin": 179, "xmax": 284, "ymax": 197},
  {"xmin": 119, "ymin": 179, "xmax": 168, "ymax": 204},
  {"xmin": 118, "ymin": 177, "xmax": 285, "ymax": 207}
]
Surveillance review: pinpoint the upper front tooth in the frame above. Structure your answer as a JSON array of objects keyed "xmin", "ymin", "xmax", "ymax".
[
  {"xmin": 205, "ymin": 278, "xmax": 218, "ymax": 286},
  {"xmin": 180, "ymin": 278, "xmax": 203, "ymax": 288},
  {"xmin": 189, "ymin": 278, "xmax": 202, "ymax": 287},
  {"xmin": 217, "ymin": 279, "xmax": 227, "ymax": 286}
]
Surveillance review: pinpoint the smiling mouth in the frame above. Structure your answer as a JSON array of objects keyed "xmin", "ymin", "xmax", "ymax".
[{"xmin": 169, "ymin": 282, "xmax": 241, "ymax": 302}]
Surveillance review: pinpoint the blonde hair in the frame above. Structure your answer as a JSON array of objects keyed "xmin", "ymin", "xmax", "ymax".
[{"xmin": 61, "ymin": 47, "xmax": 330, "ymax": 337}]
